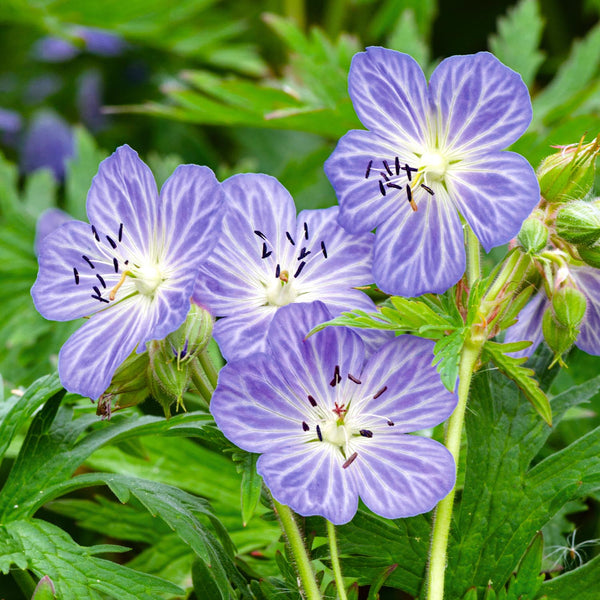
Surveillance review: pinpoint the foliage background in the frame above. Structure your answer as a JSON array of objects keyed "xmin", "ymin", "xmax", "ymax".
[{"xmin": 0, "ymin": 0, "xmax": 599, "ymax": 599}]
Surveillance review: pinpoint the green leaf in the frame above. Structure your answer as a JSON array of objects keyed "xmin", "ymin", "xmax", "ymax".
[
  {"xmin": 22, "ymin": 170, "xmax": 57, "ymax": 218},
  {"xmin": 192, "ymin": 556, "xmax": 226, "ymax": 600},
  {"xmin": 462, "ymin": 589, "xmax": 479, "ymax": 600},
  {"xmin": 433, "ymin": 328, "xmax": 467, "ymax": 392},
  {"xmin": 481, "ymin": 341, "xmax": 552, "ymax": 425},
  {"xmin": 445, "ymin": 371, "xmax": 600, "ymax": 597},
  {"xmin": 532, "ymin": 22, "xmax": 600, "ymax": 125},
  {"xmin": 237, "ymin": 452, "xmax": 263, "ymax": 527},
  {"xmin": 488, "ymin": 0, "xmax": 545, "ymax": 87},
  {"xmin": 538, "ymin": 553, "xmax": 600, "ymax": 598},
  {"xmin": 366, "ymin": 564, "xmax": 399, "ymax": 600},
  {"xmin": 505, "ymin": 532, "xmax": 544, "ymax": 599},
  {"xmin": 3, "ymin": 519, "xmax": 182, "ymax": 600},
  {"xmin": 386, "ymin": 10, "xmax": 430, "ymax": 69}
]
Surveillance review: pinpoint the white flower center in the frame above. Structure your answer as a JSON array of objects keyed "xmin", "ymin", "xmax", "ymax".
[
  {"xmin": 133, "ymin": 263, "xmax": 164, "ymax": 297},
  {"xmin": 322, "ymin": 420, "xmax": 352, "ymax": 447},
  {"xmin": 265, "ymin": 278, "xmax": 298, "ymax": 307},
  {"xmin": 419, "ymin": 151, "xmax": 448, "ymax": 181}
]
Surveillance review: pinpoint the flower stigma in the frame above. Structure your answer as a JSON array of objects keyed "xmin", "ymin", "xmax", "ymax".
[
  {"xmin": 265, "ymin": 270, "xmax": 298, "ymax": 307},
  {"xmin": 109, "ymin": 262, "xmax": 164, "ymax": 301},
  {"xmin": 418, "ymin": 150, "xmax": 448, "ymax": 182}
]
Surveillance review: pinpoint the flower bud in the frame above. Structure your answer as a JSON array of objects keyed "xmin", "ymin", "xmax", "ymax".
[
  {"xmin": 555, "ymin": 201, "xmax": 600, "ymax": 246},
  {"xmin": 32, "ymin": 576, "xmax": 56, "ymax": 600},
  {"xmin": 542, "ymin": 308, "xmax": 577, "ymax": 366},
  {"xmin": 577, "ymin": 243, "xmax": 600, "ymax": 269},
  {"xmin": 552, "ymin": 286, "xmax": 587, "ymax": 329},
  {"xmin": 165, "ymin": 302, "xmax": 214, "ymax": 362},
  {"xmin": 538, "ymin": 134, "xmax": 600, "ymax": 203},
  {"xmin": 148, "ymin": 340, "xmax": 192, "ymax": 417},
  {"xmin": 517, "ymin": 217, "xmax": 548, "ymax": 254}
]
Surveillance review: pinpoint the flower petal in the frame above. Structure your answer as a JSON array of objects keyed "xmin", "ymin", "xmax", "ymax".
[
  {"xmin": 159, "ymin": 164, "xmax": 225, "ymax": 269},
  {"xmin": 86, "ymin": 145, "xmax": 159, "ymax": 257},
  {"xmin": 210, "ymin": 354, "xmax": 310, "ymax": 454},
  {"xmin": 446, "ymin": 151, "xmax": 539, "ymax": 252},
  {"xmin": 353, "ymin": 336, "xmax": 457, "ymax": 432},
  {"xmin": 258, "ymin": 443, "xmax": 359, "ymax": 525},
  {"xmin": 348, "ymin": 47, "xmax": 429, "ymax": 151},
  {"xmin": 572, "ymin": 266, "xmax": 600, "ymax": 355},
  {"xmin": 295, "ymin": 206, "xmax": 374, "ymax": 287},
  {"xmin": 504, "ymin": 291, "xmax": 548, "ymax": 358},
  {"xmin": 211, "ymin": 307, "xmax": 276, "ymax": 361},
  {"xmin": 429, "ymin": 52, "xmax": 532, "ymax": 155},
  {"xmin": 58, "ymin": 295, "xmax": 155, "ymax": 399},
  {"xmin": 373, "ymin": 188, "xmax": 466, "ymax": 296},
  {"xmin": 32, "ymin": 220, "xmax": 121, "ymax": 321},
  {"xmin": 352, "ymin": 433, "xmax": 455, "ymax": 519},
  {"xmin": 266, "ymin": 302, "xmax": 365, "ymax": 407},
  {"xmin": 324, "ymin": 129, "xmax": 413, "ymax": 233}
]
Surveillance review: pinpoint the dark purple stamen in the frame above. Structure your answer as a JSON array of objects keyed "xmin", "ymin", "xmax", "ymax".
[
  {"xmin": 316, "ymin": 424, "xmax": 323, "ymax": 441},
  {"xmin": 373, "ymin": 386, "xmax": 388, "ymax": 399},
  {"xmin": 321, "ymin": 241, "xmax": 327, "ymax": 258},
  {"xmin": 298, "ymin": 247, "xmax": 311, "ymax": 260},
  {"xmin": 113, "ymin": 258, "xmax": 119, "ymax": 273},
  {"xmin": 96, "ymin": 274, "xmax": 106, "ymax": 288},
  {"xmin": 261, "ymin": 243, "xmax": 272, "ymax": 259},
  {"xmin": 91, "ymin": 293, "xmax": 109, "ymax": 304},
  {"xmin": 118, "ymin": 223, "xmax": 123, "ymax": 242},
  {"xmin": 342, "ymin": 452, "xmax": 358, "ymax": 469},
  {"xmin": 124, "ymin": 260, "xmax": 129, "ymax": 265},
  {"xmin": 308, "ymin": 395, "xmax": 317, "ymax": 407},
  {"xmin": 421, "ymin": 184, "xmax": 434, "ymax": 195},
  {"xmin": 395, "ymin": 156, "xmax": 400, "ymax": 175},
  {"xmin": 285, "ymin": 231, "xmax": 295, "ymax": 246},
  {"xmin": 106, "ymin": 235, "xmax": 117, "ymax": 249},
  {"xmin": 303, "ymin": 222, "xmax": 309, "ymax": 240},
  {"xmin": 294, "ymin": 262, "xmax": 306, "ymax": 278},
  {"xmin": 406, "ymin": 185, "xmax": 413, "ymax": 202},
  {"xmin": 302, "ymin": 421, "xmax": 310, "ymax": 432},
  {"xmin": 383, "ymin": 160, "xmax": 392, "ymax": 176},
  {"xmin": 387, "ymin": 183, "xmax": 402, "ymax": 190},
  {"xmin": 359, "ymin": 429, "xmax": 373, "ymax": 438},
  {"xmin": 380, "ymin": 171, "xmax": 390, "ymax": 182},
  {"xmin": 379, "ymin": 181, "xmax": 386, "ymax": 196},
  {"xmin": 329, "ymin": 365, "xmax": 342, "ymax": 387},
  {"xmin": 365, "ymin": 160, "xmax": 372, "ymax": 179},
  {"xmin": 348, "ymin": 373, "xmax": 361, "ymax": 384},
  {"xmin": 254, "ymin": 230, "xmax": 267, "ymax": 240},
  {"xmin": 82, "ymin": 255, "xmax": 95, "ymax": 269},
  {"xmin": 387, "ymin": 420, "xmax": 395, "ymax": 427},
  {"xmin": 73, "ymin": 268, "xmax": 79, "ymax": 284},
  {"xmin": 91, "ymin": 225, "xmax": 99, "ymax": 242},
  {"xmin": 275, "ymin": 264, "xmax": 281, "ymax": 278},
  {"xmin": 93, "ymin": 285, "xmax": 101, "ymax": 296},
  {"xmin": 401, "ymin": 163, "xmax": 418, "ymax": 181},
  {"xmin": 180, "ymin": 339, "xmax": 189, "ymax": 359}
]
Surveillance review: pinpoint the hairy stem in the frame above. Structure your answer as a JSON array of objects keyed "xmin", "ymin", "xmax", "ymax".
[
  {"xmin": 12, "ymin": 569, "xmax": 36, "ymax": 599},
  {"xmin": 190, "ymin": 367, "xmax": 212, "ymax": 407},
  {"xmin": 466, "ymin": 226, "xmax": 481, "ymax": 286},
  {"xmin": 273, "ymin": 498, "xmax": 322, "ymax": 600},
  {"xmin": 327, "ymin": 520, "xmax": 348, "ymax": 600},
  {"xmin": 198, "ymin": 347, "xmax": 220, "ymax": 389}
]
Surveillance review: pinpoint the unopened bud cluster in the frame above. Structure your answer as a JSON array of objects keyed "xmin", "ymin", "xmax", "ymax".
[{"xmin": 98, "ymin": 303, "xmax": 214, "ymax": 418}]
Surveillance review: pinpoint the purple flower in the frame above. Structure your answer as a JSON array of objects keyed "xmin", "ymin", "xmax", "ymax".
[
  {"xmin": 193, "ymin": 173, "xmax": 390, "ymax": 361},
  {"xmin": 505, "ymin": 265, "xmax": 600, "ymax": 357},
  {"xmin": 325, "ymin": 47, "xmax": 539, "ymax": 297},
  {"xmin": 211, "ymin": 301, "xmax": 456, "ymax": 525},
  {"xmin": 32, "ymin": 37, "xmax": 79, "ymax": 62},
  {"xmin": 20, "ymin": 111, "xmax": 74, "ymax": 181},
  {"xmin": 31, "ymin": 145, "xmax": 225, "ymax": 399},
  {"xmin": 74, "ymin": 27, "xmax": 127, "ymax": 57}
]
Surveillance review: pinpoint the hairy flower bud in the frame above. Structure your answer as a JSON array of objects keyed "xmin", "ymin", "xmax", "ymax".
[
  {"xmin": 538, "ymin": 134, "xmax": 600, "ymax": 203},
  {"xmin": 165, "ymin": 302, "xmax": 214, "ymax": 363},
  {"xmin": 555, "ymin": 201, "xmax": 600, "ymax": 246},
  {"xmin": 517, "ymin": 217, "xmax": 548, "ymax": 254},
  {"xmin": 542, "ymin": 308, "xmax": 577, "ymax": 366},
  {"xmin": 552, "ymin": 286, "xmax": 587, "ymax": 329},
  {"xmin": 577, "ymin": 243, "xmax": 600, "ymax": 269}
]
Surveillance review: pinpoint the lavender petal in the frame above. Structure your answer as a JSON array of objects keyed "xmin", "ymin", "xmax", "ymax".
[
  {"xmin": 571, "ymin": 266, "xmax": 600, "ymax": 355},
  {"xmin": 504, "ymin": 291, "xmax": 548, "ymax": 358}
]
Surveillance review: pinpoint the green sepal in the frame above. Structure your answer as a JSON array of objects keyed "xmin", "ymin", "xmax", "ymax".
[
  {"xmin": 496, "ymin": 284, "xmax": 536, "ymax": 331},
  {"xmin": 556, "ymin": 201, "xmax": 600, "ymax": 245},
  {"xmin": 31, "ymin": 575, "xmax": 56, "ymax": 600},
  {"xmin": 462, "ymin": 588, "xmax": 479, "ymax": 600},
  {"xmin": 517, "ymin": 217, "xmax": 549, "ymax": 254},
  {"xmin": 552, "ymin": 286, "xmax": 587, "ymax": 328},
  {"xmin": 577, "ymin": 243, "xmax": 600, "ymax": 268},
  {"xmin": 542, "ymin": 309, "xmax": 577, "ymax": 367}
]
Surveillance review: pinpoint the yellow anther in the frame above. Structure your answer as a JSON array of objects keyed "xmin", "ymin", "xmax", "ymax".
[{"xmin": 109, "ymin": 270, "xmax": 130, "ymax": 301}]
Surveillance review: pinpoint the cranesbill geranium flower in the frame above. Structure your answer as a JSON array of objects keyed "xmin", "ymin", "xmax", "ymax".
[
  {"xmin": 505, "ymin": 265, "xmax": 600, "ymax": 357},
  {"xmin": 211, "ymin": 301, "xmax": 456, "ymax": 525},
  {"xmin": 325, "ymin": 47, "xmax": 539, "ymax": 296},
  {"xmin": 193, "ymin": 173, "xmax": 388, "ymax": 360},
  {"xmin": 31, "ymin": 145, "xmax": 224, "ymax": 399}
]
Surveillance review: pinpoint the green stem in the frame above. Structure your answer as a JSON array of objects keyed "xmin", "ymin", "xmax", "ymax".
[
  {"xmin": 190, "ymin": 367, "xmax": 212, "ymax": 407},
  {"xmin": 12, "ymin": 569, "xmax": 36, "ymax": 599},
  {"xmin": 198, "ymin": 348, "xmax": 219, "ymax": 389},
  {"xmin": 273, "ymin": 498, "xmax": 322, "ymax": 600},
  {"xmin": 426, "ymin": 340, "xmax": 482, "ymax": 600},
  {"xmin": 466, "ymin": 226, "xmax": 481, "ymax": 286},
  {"xmin": 327, "ymin": 520, "xmax": 348, "ymax": 600}
]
